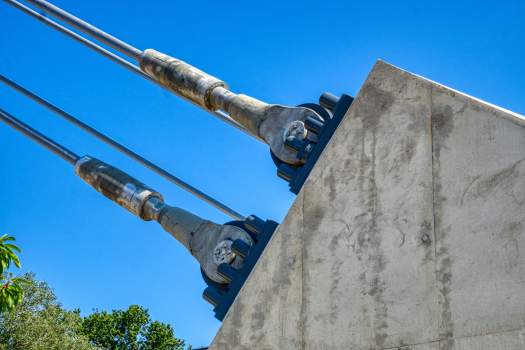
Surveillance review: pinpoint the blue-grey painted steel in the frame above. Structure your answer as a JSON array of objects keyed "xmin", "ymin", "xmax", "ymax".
[
  {"xmin": 211, "ymin": 219, "xmax": 280, "ymax": 321},
  {"xmin": 287, "ymin": 94, "xmax": 354, "ymax": 194},
  {"xmin": 231, "ymin": 239, "xmax": 251, "ymax": 259},
  {"xmin": 203, "ymin": 287, "xmax": 222, "ymax": 307},
  {"xmin": 23, "ymin": 0, "xmax": 141, "ymax": 60},
  {"xmin": 304, "ymin": 115, "xmax": 325, "ymax": 134},
  {"xmin": 319, "ymin": 92, "xmax": 340, "ymax": 111},
  {"xmin": 0, "ymin": 74, "xmax": 247, "ymax": 221},
  {"xmin": 217, "ymin": 263, "xmax": 237, "ymax": 283},
  {"xmin": 276, "ymin": 163, "xmax": 297, "ymax": 183},
  {"xmin": 283, "ymin": 136, "xmax": 304, "ymax": 155},
  {"xmin": 245, "ymin": 214, "xmax": 266, "ymax": 234},
  {"xmin": 0, "ymin": 107, "xmax": 80, "ymax": 165},
  {"xmin": 2, "ymin": 0, "xmax": 260, "ymax": 141}
]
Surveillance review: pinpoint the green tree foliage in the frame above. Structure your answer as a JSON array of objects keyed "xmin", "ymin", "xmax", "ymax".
[
  {"xmin": 0, "ymin": 234, "xmax": 28, "ymax": 314},
  {"xmin": 80, "ymin": 305, "xmax": 188, "ymax": 350},
  {"xmin": 0, "ymin": 238, "xmax": 189, "ymax": 350},
  {"xmin": 0, "ymin": 272, "xmax": 97, "ymax": 350}
]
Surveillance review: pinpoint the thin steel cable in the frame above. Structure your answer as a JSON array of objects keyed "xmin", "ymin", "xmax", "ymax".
[
  {"xmin": 3, "ymin": 0, "xmax": 262, "ymax": 142},
  {"xmin": 0, "ymin": 107, "xmax": 80, "ymax": 165},
  {"xmin": 24, "ymin": 0, "xmax": 141, "ymax": 60},
  {"xmin": 0, "ymin": 74, "xmax": 247, "ymax": 221}
]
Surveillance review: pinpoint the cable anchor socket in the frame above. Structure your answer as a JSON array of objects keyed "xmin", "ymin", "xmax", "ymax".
[{"xmin": 139, "ymin": 49, "xmax": 324, "ymax": 165}]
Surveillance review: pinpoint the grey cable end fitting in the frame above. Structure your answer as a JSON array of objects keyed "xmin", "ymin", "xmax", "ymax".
[
  {"xmin": 139, "ymin": 49, "xmax": 228, "ymax": 111},
  {"xmin": 142, "ymin": 198, "xmax": 254, "ymax": 284},
  {"xmin": 138, "ymin": 49, "xmax": 324, "ymax": 165},
  {"xmin": 75, "ymin": 156, "xmax": 163, "ymax": 220},
  {"xmin": 211, "ymin": 90, "xmax": 324, "ymax": 165},
  {"xmin": 75, "ymin": 156, "xmax": 252, "ymax": 284}
]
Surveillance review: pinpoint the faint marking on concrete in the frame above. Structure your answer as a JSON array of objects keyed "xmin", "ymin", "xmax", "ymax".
[{"xmin": 459, "ymin": 175, "xmax": 481, "ymax": 206}]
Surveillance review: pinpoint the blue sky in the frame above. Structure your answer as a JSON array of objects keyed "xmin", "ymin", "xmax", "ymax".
[{"xmin": 0, "ymin": 0, "xmax": 524, "ymax": 347}]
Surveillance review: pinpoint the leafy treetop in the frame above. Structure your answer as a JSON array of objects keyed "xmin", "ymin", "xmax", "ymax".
[
  {"xmin": 0, "ymin": 234, "xmax": 28, "ymax": 314},
  {"xmin": 80, "ymin": 305, "xmax": 189, "ymax": 350}
]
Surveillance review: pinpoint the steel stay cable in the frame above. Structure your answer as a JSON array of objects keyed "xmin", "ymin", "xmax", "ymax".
[
  {"xmin": 24, "ymin": 0, "xmax": 141, "ymax": 60},
  {"xmin": 0, "ymin": 73, "xmax": 247, "ymax": 221},
  {"xmin": 2, "ymin": 0, "xmax": 262, "ymax": 142},
  {"xmin": 0, "ymin": 107, "xmax": 80, "ymax": 165}
]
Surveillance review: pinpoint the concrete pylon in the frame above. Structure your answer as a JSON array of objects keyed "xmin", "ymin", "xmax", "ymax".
[{"xmin": 209, "ymin": 61, "xmax": 525, "ymax": 350}]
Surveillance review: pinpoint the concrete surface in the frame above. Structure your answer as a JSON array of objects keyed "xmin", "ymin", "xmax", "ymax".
[{"xmin": 208, "ymin": 61, "xmax": 525, "ymax": 350}]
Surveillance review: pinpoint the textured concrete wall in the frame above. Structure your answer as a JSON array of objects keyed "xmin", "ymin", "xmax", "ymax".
[{"xmin": 209, "ymin": 61, "xmax": 525, "ymax": 350}]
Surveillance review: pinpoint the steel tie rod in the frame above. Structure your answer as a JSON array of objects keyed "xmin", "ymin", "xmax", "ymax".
[
  {"xmin": 0, "ymin": 107, "xmax": 80, "ymax": 165},
  {"xmin": 24, "ymin": 0, "xmax": 141, "ymax": 61},
  {"xmin": 0, "ymin": 73, "xmax": 247, "ymax": 221},
  {"xmin": 2, "ymin": 0, "xmax": 262, "ymax": 142}
]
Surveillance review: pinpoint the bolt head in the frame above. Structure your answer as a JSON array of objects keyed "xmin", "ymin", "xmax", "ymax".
[
  {"xmin": 283, "ymin": 121, "xmax": 307, "ymax": 142},
  {"xmin": 213, "ymin": 240, "xmax": 236, "ymax": 266}
]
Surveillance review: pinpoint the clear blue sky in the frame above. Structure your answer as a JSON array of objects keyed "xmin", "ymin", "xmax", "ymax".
[{"xmin": 0, "ymin": 0, "xmax": 524, "ymax": 347}]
